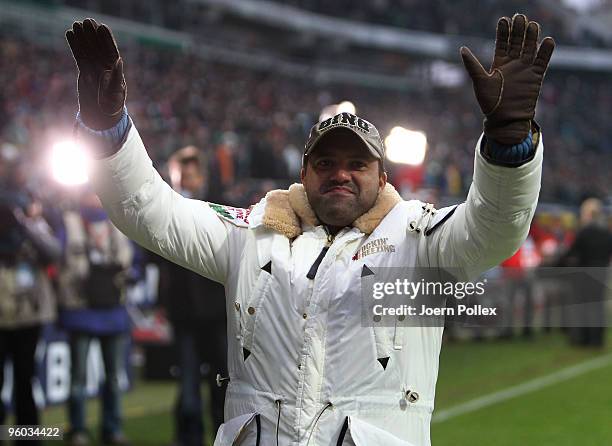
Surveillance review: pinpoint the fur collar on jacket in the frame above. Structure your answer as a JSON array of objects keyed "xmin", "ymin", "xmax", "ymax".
[{"xmin": 261, "ymin": 183, "xmax": 402, "ymax": 239}]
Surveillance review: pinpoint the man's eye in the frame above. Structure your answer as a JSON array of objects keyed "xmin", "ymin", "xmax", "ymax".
[
  {"xmin": 317, "ymin": 160, "xmax": 332, "ymax": 168},
  {"xmin": 351, "ymin": 161, "xmax": 367, "ymax": 169}
]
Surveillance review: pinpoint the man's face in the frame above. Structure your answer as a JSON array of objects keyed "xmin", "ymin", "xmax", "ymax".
[
  {"xmin": 180, "ymin": 161, "xmax": 205, "ymax": 195},
  {"xmin": 301, "ymin": 129, "xmax": 386, "ymax": 229}
]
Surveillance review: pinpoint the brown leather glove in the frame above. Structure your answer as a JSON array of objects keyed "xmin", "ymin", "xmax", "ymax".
[
  {"xmin": 66, "ymin": 18, "xmax": 126, "ymax": 130},
  {"xmin": 461, "ymin": 14, "xmax": 555, "ymax": 145}
]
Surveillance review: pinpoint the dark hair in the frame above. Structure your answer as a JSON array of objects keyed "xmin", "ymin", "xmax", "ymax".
[{"xmin": 179, "ymin": 155, "xmax": 201, "ymax": 169}]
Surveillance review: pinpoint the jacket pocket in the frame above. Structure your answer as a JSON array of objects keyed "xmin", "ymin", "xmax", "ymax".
[
  {"xmin": 240, "ymin": 268, "xmax": 273, "ymax": 359},
  {"xmin": 336, "ymin": 416, "xmax": 415, "ymax": 446},
  {"xmin": 371, "ymin": 322, "xmax": 399, "ymax": 372},
  {"xmin": 213, "ymin": 412, "xmax": 261, "ymax": 446}
]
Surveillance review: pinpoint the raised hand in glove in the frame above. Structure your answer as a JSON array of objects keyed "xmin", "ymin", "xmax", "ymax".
[
  {"xmin": 66, "ymin": 18, "xmax": 126, "ymax": 130},
  {"xmin": 461, "ymin": 14, "xmax": 555, "ymax": 145}
]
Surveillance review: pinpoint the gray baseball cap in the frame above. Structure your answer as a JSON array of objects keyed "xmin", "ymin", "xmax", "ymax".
[{"xmin": 304, "ymin": 112, "xmax": 385, "ymax": 162}]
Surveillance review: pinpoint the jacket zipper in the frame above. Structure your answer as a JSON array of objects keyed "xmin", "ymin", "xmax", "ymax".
[{"xmin": 306, "ymin": 228, "xmax": 335, "ymax": 279}]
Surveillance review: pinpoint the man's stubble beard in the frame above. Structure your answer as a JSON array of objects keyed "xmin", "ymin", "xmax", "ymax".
[{"xmin": 308, "ymin": 187, "xmax": 379, "ymax": 228}]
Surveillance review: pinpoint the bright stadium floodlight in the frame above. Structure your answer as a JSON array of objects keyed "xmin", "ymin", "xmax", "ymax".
[
  {"xmin": 319, "ymin": 101, "xmax": 357, "ymax": 121},
  {"xmin": 50, "ymin": 140, "xmax": 90, "ymax": 185},
  {"xmin": 336, "ymin": 101, "xmax": 356, "ymax": 115},
  {"xmin": 319, "ymin": 104, "xmax": 337, "ymax": 122},
  {"xmin": 384, "ymin": 127, "xmax": 427, "ymax": 166}
]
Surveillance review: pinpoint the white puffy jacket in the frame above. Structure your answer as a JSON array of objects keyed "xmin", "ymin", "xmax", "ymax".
[{"xmin": 89, "ymin": 125, "xmax": 543, "ymax": 446}]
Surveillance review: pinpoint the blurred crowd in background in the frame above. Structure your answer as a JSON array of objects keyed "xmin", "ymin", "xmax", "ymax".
[
  {"xmin": 0, "ymin": 0, "xmax": 611, "ymax": 445},
  {"xmin": 1, "ymin": 36, "xmax": 611, "ymax": 207}
]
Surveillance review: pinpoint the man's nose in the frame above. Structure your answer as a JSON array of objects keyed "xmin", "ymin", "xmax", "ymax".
[{"xmin": 329, "ymin": 166, "xmax": 352, "ymax": 183}]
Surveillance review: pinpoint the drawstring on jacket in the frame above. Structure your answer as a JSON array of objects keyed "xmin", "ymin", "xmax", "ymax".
[
  {"xmin": 275, "ymin": 399, "xmax": 282, "ymax": 446},
  {"xmin": 305, "ymin": 402, "xmax": 333, "ymax": 446}
]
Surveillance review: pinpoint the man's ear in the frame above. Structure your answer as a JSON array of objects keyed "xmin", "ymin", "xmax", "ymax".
[
  {"xmin": 300, "ymin": 167, "xmax": 306, "ymax": 183},
  {"xmin": 379, "ymin": 171, "xmax": 387, "ymax": 190}
]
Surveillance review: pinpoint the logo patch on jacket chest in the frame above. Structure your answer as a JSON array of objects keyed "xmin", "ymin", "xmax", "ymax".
[{"xmin": 352, "ymin": 237, "xmax": 395, "ymax": 260}]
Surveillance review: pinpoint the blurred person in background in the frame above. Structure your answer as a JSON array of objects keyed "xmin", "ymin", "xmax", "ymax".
[
  {"xmin": 558, "ymin": 198, "xmax": 612, "ymax": 347},
  {"xmin": 498, "ymin": 234, "xmax": 541, "ymax": 339},
  {"xmin": 533, "ymin": 212, "xmax": 574, "ymax": 331},
  {"xmin": 0, "ymin": 155, "xmax": 61, "ymax": 444},
  {"xmin": 159, "ymin": 146, "xmax": 227, "ymax": 446},
  {"xmin": 57, "ymin": 188, "xmax": 133, "ymax": 446}
]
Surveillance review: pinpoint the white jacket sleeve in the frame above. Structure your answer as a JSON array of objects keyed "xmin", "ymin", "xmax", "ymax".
[
  {"xmin": 419, "ymin": 132, "xmax": 543, "ymax": 280},
  {"xmin": 88, "ymin": 125, "xmax": 245, "ymax": 284}
]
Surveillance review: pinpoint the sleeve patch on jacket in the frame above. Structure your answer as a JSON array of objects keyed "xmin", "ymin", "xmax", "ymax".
[
  {"xmin": 425, "ymin": 205, "xmax": 459, "ymax": 236},
  {"xmin": 209, "ymin": 203, "xmax": 251, "ymax": 227}
]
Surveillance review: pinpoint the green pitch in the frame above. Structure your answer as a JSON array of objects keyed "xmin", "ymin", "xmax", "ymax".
[
  {"xmin": 41, "ymin": 331, "xmax": 612, "ymax": 445},
  {"xmin": 433, "ymin": 332, "xmax": 612, "ymax": 445}
]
